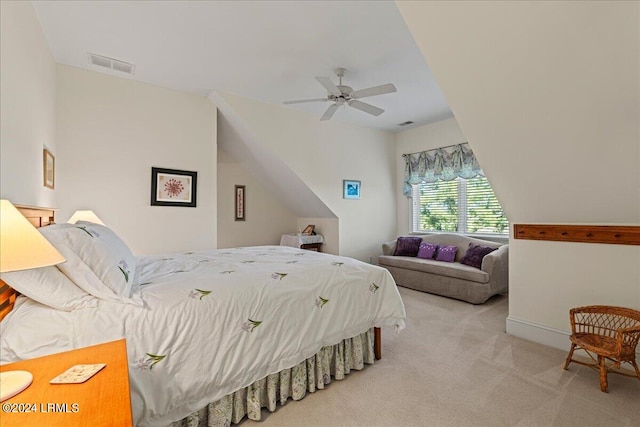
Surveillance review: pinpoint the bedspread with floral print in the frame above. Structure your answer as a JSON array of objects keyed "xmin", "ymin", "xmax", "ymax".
[{"xmin": 0, "ymin": 246, "xmax": 406, "ymax": 427}]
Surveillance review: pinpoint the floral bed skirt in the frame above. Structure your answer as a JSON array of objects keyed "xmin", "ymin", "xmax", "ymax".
[{"xmin": 173, "ymin": 328, "xmax": 376, "ymax": 427}]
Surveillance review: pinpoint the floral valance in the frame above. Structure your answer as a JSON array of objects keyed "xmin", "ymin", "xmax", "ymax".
[{"xmin": 403, "ymin": 143, "xmax": 483, "ymax": 196}]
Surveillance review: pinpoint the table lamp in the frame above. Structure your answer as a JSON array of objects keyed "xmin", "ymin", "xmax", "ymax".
[
  {"xmin": 0, "ymin": 199, "xmax": 66, "ymax": 402},
  {"xmin": 67, "ymin": 210, "xmax": 105, "ymax": 225}
]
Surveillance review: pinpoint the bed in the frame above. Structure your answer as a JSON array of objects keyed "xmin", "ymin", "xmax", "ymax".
[{"xmin": 0, "ymin": 206, "xmax": 407, "ymax": 426}]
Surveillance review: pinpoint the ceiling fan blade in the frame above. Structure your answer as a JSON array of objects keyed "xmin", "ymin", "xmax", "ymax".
[
  {"xmin": 348, "ymin": 100, "xmax": 384, "ymax": 116},
  {"xmin": 320, "ymin": 104, "xmax": 340, "ymax": 121},
  {"xmin": 283, "ymin": 98, "xmax": 327, "ymax": 105},
  {"xmin": 315, "ymin": 77, "xmax": 341, "ymax": 95},
  {"xmin": 352, "ymin": 83, "xmax": 397, "ymax": 99}
]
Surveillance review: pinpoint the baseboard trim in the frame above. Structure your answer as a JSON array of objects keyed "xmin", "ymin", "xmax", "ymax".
[
  {"xmin": 506, "ymin": 316, "xmax": 640, "ymax": 358},
  {"xmin": 506, "ymin": 316, "xmax": 571, "ymax": 352}
]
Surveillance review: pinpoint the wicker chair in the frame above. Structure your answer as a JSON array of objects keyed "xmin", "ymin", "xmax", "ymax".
[{"xmin": 563, "ymin": 305, "xmax": 640, "ymax": 392}]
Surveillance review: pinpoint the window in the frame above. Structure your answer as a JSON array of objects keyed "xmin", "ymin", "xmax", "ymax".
[{"xmin": 411, "ymin": 176, "xmax": 507, "ymax": 235}]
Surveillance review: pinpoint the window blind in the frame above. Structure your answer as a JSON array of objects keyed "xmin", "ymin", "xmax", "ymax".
[{"xmin": 412, "ymin": 176, "xmax": 507, "ymax": 235}]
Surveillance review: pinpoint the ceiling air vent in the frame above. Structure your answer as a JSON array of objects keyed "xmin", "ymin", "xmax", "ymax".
[
  {"xmin": 88, "ymin": 53, "xmax": 135, "ymax": 75},
  {"xmin": 397, "ymin": 121, "xmax": 414, "ymax": 127}
]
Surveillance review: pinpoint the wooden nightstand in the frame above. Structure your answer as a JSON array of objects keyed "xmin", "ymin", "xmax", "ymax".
[
  {"xmin": 0, "ymin": 339, "xmax": 132, "ymax": 426},
  {"xmin": 280, "ymin": 233, "xmax": 324, "ymax": 252},
  {"xmin": 299, "ymin": 242, "xmax": 323, "ymax": 252}
]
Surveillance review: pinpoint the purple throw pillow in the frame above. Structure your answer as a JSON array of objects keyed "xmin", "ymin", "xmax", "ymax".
[
  {"xmin": 417, "ymin": 242, "xmax": 437, "ymax": 259},
  {"xmin": 459, "ymin": 243, "xmax": 497, "ymax": 269},
  {"xmin": 435, "ymin": 245, "xmax": 458, "ymax": 262},
  {"xmin": 393, "ymin": 237, "xmax": 423, "ymax": 257}
]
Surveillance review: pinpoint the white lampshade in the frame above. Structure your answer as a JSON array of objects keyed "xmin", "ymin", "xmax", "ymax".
[
  {"xmin": 0, "ymin": 199, "xmax": 65, "ymax": 273},
  {"xmin": 67, "ymin": 210, "xmax": 105, "ymax": 225},
  {"xmin": 0, "ymin": 200, "xmax": 65, "ymax": 401}
]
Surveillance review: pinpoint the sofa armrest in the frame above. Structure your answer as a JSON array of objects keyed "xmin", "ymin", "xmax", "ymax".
[
  {"xmin": 382, "ymin": 240, "xmax": 397, "ymax": 256},
  {"xmin": 482, "ymin": 244, "xmax": 509, "ymax": 294}
]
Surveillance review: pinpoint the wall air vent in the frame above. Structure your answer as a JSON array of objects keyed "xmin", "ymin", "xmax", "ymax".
[
  {"xmin": 398, "ymin": 121, "xmax": 414, "ymax": 126},
  {"xmin": 87, "ymin": 53, "xmax": 135, "ymax": 75}
]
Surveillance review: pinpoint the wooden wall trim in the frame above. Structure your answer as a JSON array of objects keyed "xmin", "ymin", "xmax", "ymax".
[{"xmin": 513, "ymin": 224, "xmax": 640, "ymax": 245}]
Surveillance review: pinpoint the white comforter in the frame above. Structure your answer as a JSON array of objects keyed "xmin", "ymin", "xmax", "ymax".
[{"xmin": 0, "ymin": 246, "xmax": 406, "ymax": 426}]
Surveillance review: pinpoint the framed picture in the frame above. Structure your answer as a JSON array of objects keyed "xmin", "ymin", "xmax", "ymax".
[
  {"xmin": 43, "ymin": 148, "xmax": 55, "ymax": 189},
  {"xmin": 235, "ymin": 185, "xmax": 245, "ymax": 221},
  {"xmin": 343, "ymin": 180, "xmax": 361, "ymax": 200},
  {"xmin": 302, "ymin": 224, "xmax": 315, "ymax": 235},
  {"xmin": 151, "ymin": 167, "xmax": 197, "ymax": 207}
]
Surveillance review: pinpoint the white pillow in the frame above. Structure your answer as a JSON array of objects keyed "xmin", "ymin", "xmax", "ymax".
[
  {"xmin": 40, "ymin": 224, "xmax": 140, "ymax": 304},
  {"xmin": 1, "ymin": 266, "xmax": 97, "ymax": 311},
  {"xmin": 75, "ymin": 221, "xmax": 137, "ymax": 281}
]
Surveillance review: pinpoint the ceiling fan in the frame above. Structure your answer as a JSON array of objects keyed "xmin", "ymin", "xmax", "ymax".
[{"xmin": 284, "ymin": 68, "xmax": 397, "ymax": 121}]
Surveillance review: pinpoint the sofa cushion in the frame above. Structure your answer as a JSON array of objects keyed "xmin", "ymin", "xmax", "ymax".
[
  {"xmin": 393, "ymin": 237, "xmax": 422, "ymax": 257},
  {"xmin": 435, "ymin": 245, "xmax": 458, "ymax": 262},
  {"xmin": 417, "ymin": 234, "xmax": 502, "ymax": 262},
  {"xmin": 460, "ymin": 243, "xmax": 498, "ymax": 269},
  {"xmin": 378, "ymin": 256, "xmax": 489, "ymax": 283},
  {"xmin": 417, "ymin": 242, "xmax": 437, "ymax": 259}
]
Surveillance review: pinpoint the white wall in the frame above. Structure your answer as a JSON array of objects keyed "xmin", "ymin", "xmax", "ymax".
[
  {"xmin": 394, "ymin": 117, "xmax": 467, "ymax": 236},
  {"xmin": 396, "ymin": 1, "xmax": 640, "ymax": 348},
  {"xmin": 218, "ymin": 92, "xmax": 397, "ymax": 261},
  {"xmin": 217, "ymin": 147, "xmax": 297, "ymax": 248},
  {"xmin": 56, "ymin": 65, "xmax": 217, "ymax": 255},
  {"xmin": 0, "ymin": 1, "xmax": 57, "ymax": 207}
]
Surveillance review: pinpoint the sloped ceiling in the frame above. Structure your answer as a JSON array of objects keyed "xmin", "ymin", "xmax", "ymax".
[
  {"xmin": 396, "ymin": 1, "xmax": 639, "ymax": 224},
  {"xmin": 211, "ymin": 91, "xmax": 336, "ymax": 219}
]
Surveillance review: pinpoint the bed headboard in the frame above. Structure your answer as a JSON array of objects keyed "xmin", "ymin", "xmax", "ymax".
[
  {"xmin": 0, "ymin": 205, "xmax": 57, "ymax": 321},
  {"xmin": 15, "ymin": 204, "xmax": 56, "ymax": 228}
]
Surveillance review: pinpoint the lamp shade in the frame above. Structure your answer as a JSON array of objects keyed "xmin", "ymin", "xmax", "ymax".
[
  {"xmin": 0, "ymin": 200, "xmax": 65, "ymax": 273},
  {"xmin": 67, "ymin": 210, "xmax": 105, "ymax": 225}
]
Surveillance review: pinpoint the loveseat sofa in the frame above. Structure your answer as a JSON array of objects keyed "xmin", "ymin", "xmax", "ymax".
[{"xmin": 379, "ymin": 234, "xmax": 508, "ymax": 304}]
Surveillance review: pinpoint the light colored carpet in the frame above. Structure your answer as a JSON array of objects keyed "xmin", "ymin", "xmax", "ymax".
[{"xmin": 251, "ymin": 287, "xmax": 640, "ymax": 427}]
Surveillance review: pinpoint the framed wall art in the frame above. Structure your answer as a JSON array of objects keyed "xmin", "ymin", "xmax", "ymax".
[
  {"xmin": 151, "ymin": 167, "xmax": 197, "ymax": 207},
  {"xmin": 343, "ymin": 180, "xmax": 361, "ymax": 200},
  {"xmin": 43, "ymin": 148, "xmax": 55, "ymax": 189},
  {"xmin": 235, "ymin": 185, "xmax": 246, "ymax": 221}
]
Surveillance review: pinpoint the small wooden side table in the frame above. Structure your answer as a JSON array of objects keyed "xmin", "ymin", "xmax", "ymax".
[
  {"xmin": 280, "ymin": 233, "xmax": 324, "ymax": 252},
  {"xmin": 300, "ymin": 242, "xmax": 323, "ymax": 252},
  {"xmin": 0, "ymin": 339, "xmax": 132, "ymax": 426}
]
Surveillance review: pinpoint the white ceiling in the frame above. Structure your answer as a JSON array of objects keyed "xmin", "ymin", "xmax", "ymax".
[{"xmin": 32, "ymin": 0, "xmax": 452, "ymax": 132}]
